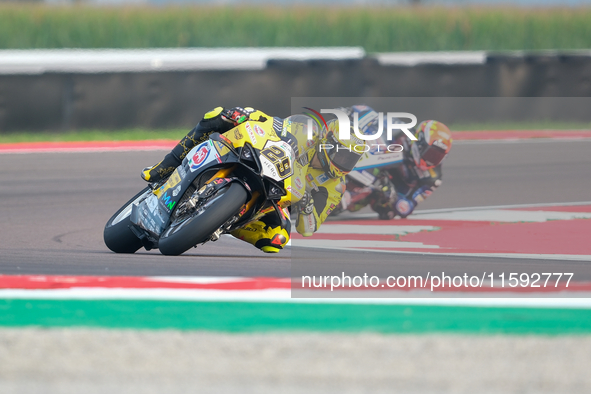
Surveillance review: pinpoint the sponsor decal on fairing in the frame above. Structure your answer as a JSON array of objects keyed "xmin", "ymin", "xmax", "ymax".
[
  {"xmin": 287, "ymin": 185, "xmax": 303, "ymax": 200},
  {"xmin": 254, "ymin": 124, "xmax": 266, "ymax": 137},
  {"xmin": 145, "ymin": 194, "xmax": 158, "ymax": 213},
  {"xmin": 244, "ymin": 123, "xmax": 258, "ymax": 145},
  {"xmin": 316, "ymin": 173, "xmax": 329, "ymax": 184},
  {"xmin": 188, "ymin": 141, "xmax": 221, "ymax": 172}
]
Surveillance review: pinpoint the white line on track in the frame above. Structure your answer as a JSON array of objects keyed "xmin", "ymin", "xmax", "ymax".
[
  {"xmin": 454, "ymin": 138, "xmax": 591, "ymax": 145},
  {"xmin": 293, "ymin": 240, "xmax": 439, "ymax": 249},
  {"xmin": 291, "ymin": 245, "xmax": 591, "ymax": 261},
  {"xmin": 408, "ymin": 209, "xmax": 591, "ymax": 222},
  {"xmin": 314, "ymin": 224, "xmax": 436, "ymax": 234},
  {"xmin": 340, "ymin": 201, "xmax": 591, "ymax": 220},
  {"xmin": 2, "ymin": 288, "xmax": 591, "ymax": 309}
]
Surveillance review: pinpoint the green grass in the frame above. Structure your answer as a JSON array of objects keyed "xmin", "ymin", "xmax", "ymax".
[
  {"xmin": 1, "ymin": 5, "xmax": 591, "ymax": 52},
  {"xmin": 0, "ymin": 128, "xmax": 186, "ymax": 144},
  {"xmin": 0, "ymin": 122, "xmax": 588, "ymax": 144},
  {"xmin": 1, "ymin": 299, "xmax": 591, "ymax": 334}
]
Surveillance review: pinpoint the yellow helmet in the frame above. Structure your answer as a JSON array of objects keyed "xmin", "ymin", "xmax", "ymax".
[{"xmin": 317, "ymin": 119, "xmax": 365, "ymax": 178}]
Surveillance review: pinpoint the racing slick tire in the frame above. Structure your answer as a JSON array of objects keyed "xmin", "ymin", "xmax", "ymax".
[
  {"xmin": 158, "ymin": 182, "xmax": 247, "ymax": 256},
  {"xmin": 103, "ymin": 187, "xmax": 150, "ymax": 254}
]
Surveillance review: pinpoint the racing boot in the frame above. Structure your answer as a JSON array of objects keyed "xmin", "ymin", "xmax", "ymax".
[
  {"xmin": 141, "ymin": 106, "xmax": 253, "ymax": 183},
  {"xmin": 141, "ymin": 152, "xmax": 181, "ymax": 183},
  {"xmin": 231, "ymin": 209, "xmax": 291, "ymax": 253}
]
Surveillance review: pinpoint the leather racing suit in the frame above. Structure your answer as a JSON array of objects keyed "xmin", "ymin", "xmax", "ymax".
[{"xmin": 335, "ymin": 106, "xmax": 443, "ymax": 220}]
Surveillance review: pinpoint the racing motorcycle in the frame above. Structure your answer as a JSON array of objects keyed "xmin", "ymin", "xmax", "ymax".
[
  {"xmin": 104, "ymin": 118, "xmax": 294, "ymax": 256},
  {"xmin": 331, "ymin": 134, "xmax": 403, "ymax": 216}
]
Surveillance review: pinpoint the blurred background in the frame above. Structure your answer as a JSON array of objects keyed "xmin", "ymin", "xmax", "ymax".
[{"xmin": 0, "ymin": 0, "xmax": 590, "ymax": 136}]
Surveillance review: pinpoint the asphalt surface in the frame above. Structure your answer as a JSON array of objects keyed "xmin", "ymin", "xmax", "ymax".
[{"xmin": 1, "ymin": 139, "xmax": 590, "ymax": 278}]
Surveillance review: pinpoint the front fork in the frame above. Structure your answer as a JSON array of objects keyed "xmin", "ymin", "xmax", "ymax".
[
  {"xmin": 195, "ymin": 166, "xmax": 262, "ymax": 241},
  {"xmin": 206, "ymin": 166, "xmax": 261, "ymax": 210}
]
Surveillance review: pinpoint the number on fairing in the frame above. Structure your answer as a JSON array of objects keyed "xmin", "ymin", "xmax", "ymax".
[{"xmin": 261, "ymin": 145, "xmax": 291, "ymax": 178}]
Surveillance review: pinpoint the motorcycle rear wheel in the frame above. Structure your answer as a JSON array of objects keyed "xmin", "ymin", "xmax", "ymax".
[
  {"xmin": 103, "ymin": 187, "xmax": 150, "ymax": 254},
  {"xmin": 158, "ymin": 182, "xmax": 247, "ymax": 256}
]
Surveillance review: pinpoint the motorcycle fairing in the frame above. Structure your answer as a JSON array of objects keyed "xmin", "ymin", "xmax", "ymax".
[
  {"xmin": 354, "ymin": 150, "xmax": 403, "ymax": 171},
  {"xmin": 186, "ymin": 140, "xmax": 222, "ymax": 173},
  {"xmin": 131, "ymin": 139, "xmax": 227, "ymax": 237},
  {"xmin": 223, "ymin": 120, "xmax": 295, "ymax": 208},
  {"xmin": 130, "ymin": 119, "xmax": 293, "ymax": 242},
  {"xmin": 259, "ymin": 139, "xmax": 294, "ymax": 182}
]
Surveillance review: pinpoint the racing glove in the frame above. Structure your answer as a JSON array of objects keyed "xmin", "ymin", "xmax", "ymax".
[
  {"xmin": 221, "ymin": 107, "xmax": 255, "ymax": 126},
  {"xmin": 298, "ymin": 191, "xmax": 315, "ymax": 215},
  {"xmin": 412, "ymin": 184, "xmax": 437, "ymax": 204},
  {"xmin": 296, "ymin": 191, "xmax": 316, "ymax": 237},
  {"xmin": 370, "ymin": 176, "xmax": 397, "ymax": 220}
]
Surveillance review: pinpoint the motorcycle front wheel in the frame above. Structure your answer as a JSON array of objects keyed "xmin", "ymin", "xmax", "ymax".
[
  {"xmin": 103, "ymin": 187, "xmax": 151, "ymax": 253},
  {"xmin": 158, "ymin": 182, "xmax": 247, "ymax": 256}
]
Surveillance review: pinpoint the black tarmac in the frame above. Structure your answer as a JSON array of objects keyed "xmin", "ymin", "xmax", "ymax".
[{"xmin": 1, "ymin": 140, "xmax": 590, "ymax": 279}]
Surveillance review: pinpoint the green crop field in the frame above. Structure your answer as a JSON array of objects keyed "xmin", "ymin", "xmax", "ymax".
[{"xmin": 1, "ymin": 5, "xmax": 591, "ymax": 52}]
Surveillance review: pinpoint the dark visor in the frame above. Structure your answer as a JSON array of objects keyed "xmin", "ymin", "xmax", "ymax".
[
  {"xmin": 329, "ymin": 148, "xmax": 362, "ymax": 172},
  {"xmin": 421, "ymin": 145, "xmax": 446, "ymax": 167},
  {"xmin": 325, "ymin": 132, "xmax": 362, "ymax": 172}
]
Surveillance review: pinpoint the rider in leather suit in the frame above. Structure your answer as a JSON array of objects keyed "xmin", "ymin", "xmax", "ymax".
[
  {"xmin": 332, "ymin": 105, "xmax": 453, "ymax": 220},
  {"xmin": 142, "ymin": 106, "xmax": 364, "ymax": 252}
]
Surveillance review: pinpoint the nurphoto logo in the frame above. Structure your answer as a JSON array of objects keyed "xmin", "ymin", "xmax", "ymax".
[{"xmin": 304, "ymin": 107, "xmax": 417, "ymax": 153}]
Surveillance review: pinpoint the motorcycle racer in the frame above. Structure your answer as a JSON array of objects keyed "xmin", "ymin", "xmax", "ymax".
[
  {"xmin": 142, "ymin": 106, "xmax": 364, "ymax": 253},
  {"xmin": 333, "ymin": 105, "xmax": 452, "ymax": 220}
]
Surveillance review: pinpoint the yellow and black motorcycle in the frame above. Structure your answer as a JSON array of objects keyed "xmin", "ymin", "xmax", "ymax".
[{"xmin": 104, "ymin": 117, "xmax": 296, "ymax": 256}]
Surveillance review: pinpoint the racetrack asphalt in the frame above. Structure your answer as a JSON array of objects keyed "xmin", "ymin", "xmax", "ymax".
[{"xmin": 1, "ymin": 139, "xmax": 590, "ymax": 278}]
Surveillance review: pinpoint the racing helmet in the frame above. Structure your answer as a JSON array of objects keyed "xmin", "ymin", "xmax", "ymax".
[
  {"xmin": 349, "ymin": 105, "xmax": 380, "ymax": 135},
  {"xmin": 411, "ymin": 120, "xmax": 452, "ymax": 170},
  {"xmin": 349, "ymin": 104, "xmax": 406, "ymax": 144},
  {"xmin": 317, "ymin": 119, "xmax": 365, "ymax": 178}
]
